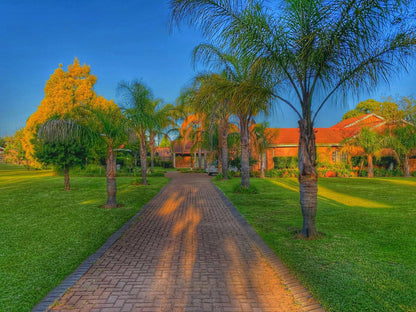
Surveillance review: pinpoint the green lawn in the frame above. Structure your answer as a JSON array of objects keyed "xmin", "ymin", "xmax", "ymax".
[
  {"xmin": 0, "ymin": 164, "xmax": 169, "ymax": 312},
  {"xmin": 214, "ymin": 177, "xmax": 416, "ymax": 312}
]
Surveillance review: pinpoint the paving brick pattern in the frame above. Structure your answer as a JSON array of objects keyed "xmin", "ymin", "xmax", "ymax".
[{"xmin": 49, "ymin": 172, "xmax": 321, "ymax": 312}]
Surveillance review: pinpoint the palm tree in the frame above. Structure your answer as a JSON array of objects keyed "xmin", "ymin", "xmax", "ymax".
[
  {"xmin": 252, "ymin": 122, "xmax": 276, "ymax": 178},
  {"xmin": 192, "ymin": 45, "xmax": 275, "ymax": 188},
  {"xmin": 170, "ymin": 0, "xmax": 416, "ymax": 238},
  {"xmin": 344, "ymin": 128, "xmax": 384, "ymax": 178},
  {"xmin": 192, "ymin": 73, "xmax": 232, "ymax": 178},
  {"xmin": 119, "ymin": 80, "xmax": 155, "ymax": 185},
  {"xmin": 147, "ymin": 101, "xmax": 177, "ymax": 171},
  {"xmin": 82, "ymin": 104, "xmax": 127, "ymax": 208}
]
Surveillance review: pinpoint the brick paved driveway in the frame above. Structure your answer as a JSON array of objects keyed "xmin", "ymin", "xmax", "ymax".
[{"xmin": 49, "ymin": 172, "xmax": 318, "ymax": 312}]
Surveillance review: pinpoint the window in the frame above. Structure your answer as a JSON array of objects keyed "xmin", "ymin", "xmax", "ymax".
[{"xmin": 332, "ymin": 151, "xmax": 339, "ymax": 163}]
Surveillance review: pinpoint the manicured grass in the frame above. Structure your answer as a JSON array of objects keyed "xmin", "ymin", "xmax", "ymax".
[
  {"xmin": 0, "ymin": 164, "xmax": 169, "ymax": 312},
  {"xmin": 214, "ymin": 177, "xmax": 416, "ymax": 312}
]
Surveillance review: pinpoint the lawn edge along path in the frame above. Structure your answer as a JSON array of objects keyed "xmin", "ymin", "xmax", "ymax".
[
  {"xmin": 212, "ymin": 184, "xmax": 325, "ymax": 312},
  {"xmin": 32, "ymin": 182, "xmax": 171, "ymax": 312}
]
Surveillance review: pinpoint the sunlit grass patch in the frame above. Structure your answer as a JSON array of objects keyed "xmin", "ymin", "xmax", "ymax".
[{"xmin": 214, "ymin": 177, "xmax": 416, "ymax": 312}]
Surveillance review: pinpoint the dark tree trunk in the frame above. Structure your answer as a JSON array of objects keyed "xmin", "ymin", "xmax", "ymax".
[
  {"xmin": 404, "ymin": 154, "xmax": 410, "ymax": 177},
  {"xmin": 63, "ymin": 166, "xmax": 70, "ymax": 191},
  {"xmin": 140, "ymin": 131, "xmax": 148, "ymax": 185},
  {"xmin": 221, "ymin": 117, "xmax": 229, "ymax": 179},
  {"xmin": 104, "ymin": 142, "xmax": 118, "ymax": 208},
  {"xmin": 150, "ymin": 133, "xmax": 156, "ymax": 171},
  {"xmin": 298, "ymin": 119, "xmax": 318, "ymax": 238},
  {"xmin": 367, "ymin": 154, "xmax": 374, "ymax": 178},
  {"xmin": 198, "ymin": 147, "xmax": 202, "ymax": 170},
  {"xmin": 240, "ymin": 117, "xmax": 250, "ymax": 188}
]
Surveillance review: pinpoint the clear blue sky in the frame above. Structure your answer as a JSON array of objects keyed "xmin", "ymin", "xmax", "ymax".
[{"xmin": 1, "ymin": 0, "xmax": 415, "ymax": 137}]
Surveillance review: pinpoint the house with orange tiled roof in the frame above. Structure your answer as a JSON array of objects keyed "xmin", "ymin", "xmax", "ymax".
[
  {"xmin": 172, "ymin": 113, "xmax": 410, "ymax": 171},
  {"xmin": 260, "ymin": 113, "xmax": 392, "ymax": 171}
]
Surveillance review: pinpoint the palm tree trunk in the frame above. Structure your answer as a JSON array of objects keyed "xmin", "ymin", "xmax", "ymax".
[
  {"xmin": 260, "ymin": 153, "xmax": 265, "ymax": 179},
  {"xmin": 63, "ymin": 166, "xmax": 70, "ymax": 191},
  {"xmin": 240, "ymin": 117, "xmax": 250, "ymax": 188},
  {"xmin": 218, "ymin": 132, "xmax": 223, "ymax": 175},
  {"xmin": 104, "ymin": 142, "xmax": 118, "ymax": 208},
  {"xmin": 367, "ymin": 154, "xmax": 374, "ymax": 178},
  {"xmin": 404, "ymin": 154, "xmax": 410, "ymax": 177},
  {"xmin": 298, "ymin": 119, "xmax": 318, "ymax": 238},
  {"xmin": 139, "ymin": 131, "xmax": 148, "ymax": 185},
  {"xmin": 221, "ymin": 117, "xmax": 229, "ymax": 179},
  {"xmin": 150, "ymin": 132, "xmax": 156, "ymax": 171},
  {"xmin": 198, "ymin": 147, "xmax": 202, "ymax": 170}
]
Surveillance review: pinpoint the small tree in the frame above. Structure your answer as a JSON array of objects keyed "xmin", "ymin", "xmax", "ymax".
[
  {"xmin": 79, "ymin": 103, "xmax": 127, "ymax": 208},
  {"xmin": 345, "ymin": 128, "xmax": 383, "ymax": 178},
  {"xmin": 120, "ymin": 80, "xmax": 154, "ymax": 185},
  {"xmin": 252, "ymin": 122, "xmax": 276, "ymax": 178},
  {"xmin": 389, "ymin": 125, "xmax": 416, "ymax": 177},
  {"xmin": 34, "ymin": 119, "xmax": 88, "ymax": 190}
]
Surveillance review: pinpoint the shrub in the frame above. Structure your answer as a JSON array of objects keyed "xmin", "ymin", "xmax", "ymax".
[
  {"xmin": 273, "ymin": 156, "xmax": 298, "ymax": 169},
  {"xmin": 233, "ymin": 184, "xmax": 258, "ymax": 194}
]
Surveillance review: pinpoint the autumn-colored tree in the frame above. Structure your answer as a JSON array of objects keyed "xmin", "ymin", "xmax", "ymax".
[
  {"xmin": 23, "ymin": 58, "xmax": 109, "ymax": 162},
  {"xmin": 3, "ymin": 129, "xmax": 28, "ymax": 167}
]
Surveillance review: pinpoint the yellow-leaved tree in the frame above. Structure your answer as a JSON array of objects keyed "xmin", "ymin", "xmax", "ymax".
[{"xmin": 23, "ymin": 57, "xmax": 111, "ymax": 164}]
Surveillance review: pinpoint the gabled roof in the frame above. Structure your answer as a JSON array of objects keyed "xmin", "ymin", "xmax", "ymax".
[{"xmin": 330, "ymin": 113, "xmax": 385, "ymax": 130}]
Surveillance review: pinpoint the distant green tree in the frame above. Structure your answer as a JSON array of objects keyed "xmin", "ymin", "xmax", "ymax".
[
  {"xmin": 388, "ymin": 125, "xmax": 416, "ymax": 177},
  {"xmin": 344, "ymin": 128, "xmax": 384, "ymax": 178},
  {"xmin": 252, "ymin": 122, "xmax": 276, "ymax": 178},
  {"xmin": 343, "ymin": 99, "xmax": 404, "ymax": 123},
  {"xmin": 0, "ymin": 137, "xmax": 6, "ymax": 147},
  {"xmin": 159, "ymin": 136, "xmax": 171, "ymax": 148},
  {"xmin": 34, "ymin": 119, "xmax": 88, "ymax": 190}
]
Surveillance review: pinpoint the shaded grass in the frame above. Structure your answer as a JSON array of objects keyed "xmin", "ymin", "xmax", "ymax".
[
  {"xmin": 0, "ymin": 164, "xmax": 169, "ymax": 312},
  {"xmin": 214, "ymin": 177, "xmax": 416, "ymax": 312}
]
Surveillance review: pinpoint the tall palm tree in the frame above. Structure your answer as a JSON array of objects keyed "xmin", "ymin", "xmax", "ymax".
[
  {"xmin": 192, "ymin": 44, "xmax": 275, "ymax": 188},
  {"xmin": 191, "ymin": 73, "xmax": 232, "ymax": 178},
  {"xmin": 119, "ymin": 80, "xmax": 155, "ymax": 185},
  {"xmin": 170, "ymin": 0, "xmax": 416, "ymax": 238}
]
